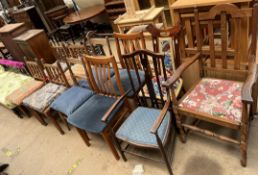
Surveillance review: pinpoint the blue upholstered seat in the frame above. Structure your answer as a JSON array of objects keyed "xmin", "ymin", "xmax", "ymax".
[
  {"xmin": 116, "ymin": 107, "xmax": 171, "ymax": 148},
  {"xmin": 68, "ymin": 94, "xmax": 124, "ymax": 133},
  {"xmin": 50, "ymin": 86, "xmax": 94, "ymax": 116},
  {"xmin": 112, "ymin": 69, "xmax": 145, "ymax": 97}
]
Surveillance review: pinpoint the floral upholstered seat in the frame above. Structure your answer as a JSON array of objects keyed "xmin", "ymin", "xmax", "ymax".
[
  {"xmin": 179, "ymin": 78, "xmax": 243, "ymax": 123},
  {"xmin": 23, "ymin": 83, "xmax": 66, "ymax": 112},
  {"xmin": 7, "ymin": 79, "xmax": 44, "ymax": 105}
]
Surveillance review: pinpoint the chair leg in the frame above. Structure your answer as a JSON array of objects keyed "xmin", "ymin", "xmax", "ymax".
[
  {"xmin": 240, "ymin": 104, "xmax": 249, "ymax": 167},
  {"xmin": 45, "ymin": 111, "xmax": 64, "ymax": 135},
  {"xmin": 58, "ymin": 112, "xmax": 71, "ymax": 131},
  {"xmin": 111, "ymin": 130, "xmax": 127, "ymax": 161},
  {"xmin": 30, "ymin": 109, "xmax": 47, "ymax": 126},
  {"xmin": 101, "ymin": 131, "xmax": 120, "ymax": 160},
  {"xmin": 156, "ymin": 135, "xmax": 173, "ymax": 175},
  {"xmin": 173, "ymin": 110, "xmax": 186, "ymax": 143},
  {"xmin": 76, "ymin": 128, "xmax": 90, "ymax": 147}
]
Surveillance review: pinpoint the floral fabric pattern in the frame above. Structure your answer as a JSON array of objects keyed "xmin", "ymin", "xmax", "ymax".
[
  {"xmin": 179, "ymin": 78, "xmax": 243, "ymax": 122},
  {"xmin": 0, "ymin": 71, "xmax": 33, "ymax": 109},
  {"xmin": 23, "ymin": 83, "xmax": 66, "ymax": 112}
]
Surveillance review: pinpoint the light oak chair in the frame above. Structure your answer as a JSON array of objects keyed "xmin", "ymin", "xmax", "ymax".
[{"xmin": 163, "ymin": 3, "xmax": 258, "ymax": 167}]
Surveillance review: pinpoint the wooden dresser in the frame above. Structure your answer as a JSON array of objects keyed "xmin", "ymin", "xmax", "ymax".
[
  {"xmin": 0, "ymin": 23, "xmax": 27, "ymax": 61},
  {"xmin": 14, "ymin": 29, "xmax": 56, "ymax": 64}
]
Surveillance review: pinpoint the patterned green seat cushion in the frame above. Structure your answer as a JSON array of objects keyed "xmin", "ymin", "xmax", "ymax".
[{"xmin": 0, "ymin": 71, "xmax": 33, "ymax": 109}]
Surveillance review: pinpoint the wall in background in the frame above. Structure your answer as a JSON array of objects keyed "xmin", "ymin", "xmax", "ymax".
[{"xmin": 76, "ymin": 0, "xmax": 103, "ymax": 9}]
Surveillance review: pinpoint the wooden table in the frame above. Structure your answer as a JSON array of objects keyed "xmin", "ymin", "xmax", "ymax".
[
  {"xmin": 63, "ymin": 5, "xmax": 106, "ymax": 25},
  {"xmin": 115, "ymin": 7, "xmax": 167, "ymax": 33},
  {"xmin": 170, "ymin": 0, "xmax": 252, "ymax": 89}
]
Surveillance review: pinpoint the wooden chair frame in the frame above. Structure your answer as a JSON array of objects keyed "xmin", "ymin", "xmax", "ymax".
[
  {"xmin": 115, "ymin": 49, "xmax": 177, "ymax": 175},
  {"xmin": 68, "ymin": 54, "xmax": 131, "ymax": 160},
  {"xmin": 163, "ymin": 3, "xmax": 258, "ymax": 167},
  {"xmin": 114, "ymin": 32, "xmax": 146, "ymax": 68}
]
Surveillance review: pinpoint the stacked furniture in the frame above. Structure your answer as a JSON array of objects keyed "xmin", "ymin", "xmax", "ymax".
[{"xmin": 0, "ymin": 23, "xmax": 27, "ymax": 61}]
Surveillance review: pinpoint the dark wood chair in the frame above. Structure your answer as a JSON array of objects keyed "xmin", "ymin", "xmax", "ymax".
[
  {"xmin": 67, "ymin": 54, "xmax": 131, "ymax": 160},
  {"xmin": 114, "ymin": 49, "xmax": 177, "ymax": 175},
  {"xmin": 163, "ymin": 3, "xmax": 258, "ymax": 167}
]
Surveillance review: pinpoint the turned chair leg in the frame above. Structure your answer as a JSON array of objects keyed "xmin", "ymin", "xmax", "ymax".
[
  {"xmin": 101, "ymin": 131, "xmax": 120, "ymax": 160},
  {"xmin": 46, "ymin": 111, "xmax": 64, "ymax": 135},
  {"xmin": 76, "ymin": 128, "xmax": 90, "ymax": 147},
  {"xmin": 174, "ymin": 111, "xmax": 186, "ymax": 143}
]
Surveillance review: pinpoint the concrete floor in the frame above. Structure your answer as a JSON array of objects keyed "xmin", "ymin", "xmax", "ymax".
[{"xmin": 0, "ymin": 105, "xmax": 258, "ymax": 175}]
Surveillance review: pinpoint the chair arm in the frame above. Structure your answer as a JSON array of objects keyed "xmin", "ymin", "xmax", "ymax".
[
  {"xmin": 101, "ymin": 90, "xmax": 130, "ymax": 122},
  {"xmin": 241, "ymin": 55, "xmax": 257, "ymax": 104},
  {"xmin": 150, "ymin": 98, "xmax": 171, "ymax": 134},
  {"xmin": 162, "ymin": 53, "xmax": 201, "ymax": 88}
]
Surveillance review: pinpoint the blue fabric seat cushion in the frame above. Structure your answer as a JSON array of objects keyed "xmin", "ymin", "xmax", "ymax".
[
  {"xmin": 116, "ymin": 107, "xmax": 171, "ymax": 148},
  {"xmin": 111, "ymin": 69, "xmax": 145, "ymax": 97},
  {"xmin": 50, "ymin": 86, "xmax": 94, "ymax": 116},
  {"xmin": 68, "ymin": 94, "xmax": 124, "ymax": 133}
]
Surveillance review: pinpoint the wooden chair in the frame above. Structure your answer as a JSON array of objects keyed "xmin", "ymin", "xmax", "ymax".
[
  {"xmin": 50, "ymin": 57, "xmax": 94, "ymax": 134},
  {"xmin": 67, "ymin": 54, "xmax": 130, "ymax": 160},
  {"xmin": 163, "ymin": 3, "xmax": 258, "ymax": 167},
  {"xmin": 50, "ymin": 41, "xmax": 68, "ymax": 61},
  {"xmin": 114, "ymin": 32, "xmax": 146, "ymax": 68},
  {"xmin": 114, "ymin": 49, "xmax": 176, "ymax": 175},
  {"xmin": 22, "ymin": 59, "xmax": 68, "ymax": 134},
  {"xmin": 145, "ymin": 24, "xmax": 184, "ymax": 97}
]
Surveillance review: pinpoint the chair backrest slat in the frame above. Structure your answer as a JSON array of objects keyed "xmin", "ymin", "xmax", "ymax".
[
  {"xmin": 122, "ymin": 49, "xmax": 168, "ymax": 108},
  {"xmin": 114, "ymin": 32, "xmax": 146, "ymax": 68},
  {"xmin": 25, "ymin": 58, "xmax": 46, "ymax": 82},
  {"xmin": 42, "ymin": 59, "xmax": 70, "ymax": 87},
  {"xmin": 220, "ymin": 12, "xmax": 228, "ymax": 69},
  {"xmin": 82, "ymin": 54, "xmax": 124, "ymax": 97},
  {"xmin": 208, "ymin": 20, "xmax": 216, "ymax": 67}
]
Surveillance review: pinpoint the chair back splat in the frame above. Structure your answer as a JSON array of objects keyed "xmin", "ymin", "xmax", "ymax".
[
  {"xmin": 41, "ymin": 59, "xmax": 70, "ymax": 87},
  {"xmin": 114, "ymin": 32, "xmax": 146, "ymax": 68},
  {"xmin": 192, "ymin": 4, "xmax": 253, "ymax": 80},
  {"xmin": 81, "ymin": 54, "xmax": 124, "ymax": 97},
  {"xmin": 24, "ymin": 57, "xmax": 47, "ymax": 83},
  {"xmin": 122, "ymin": 49, "xmax": 169, "ymax": 108},
  {"xmin": 146, "ymin": 24, "xmax": 182, "ymax": 68}
]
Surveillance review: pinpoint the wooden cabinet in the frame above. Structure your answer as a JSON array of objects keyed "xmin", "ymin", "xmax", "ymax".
[
  {"xmin": 14, "ymin": 29, "xmax": 56, "ymax": 64},
  {"xmin": 12, "ymin": 6, "xmax": 46, "ymax": 31},
  {"xmin": 0, "ymin": 23, "xmax": 27, "ymax": 61}
]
